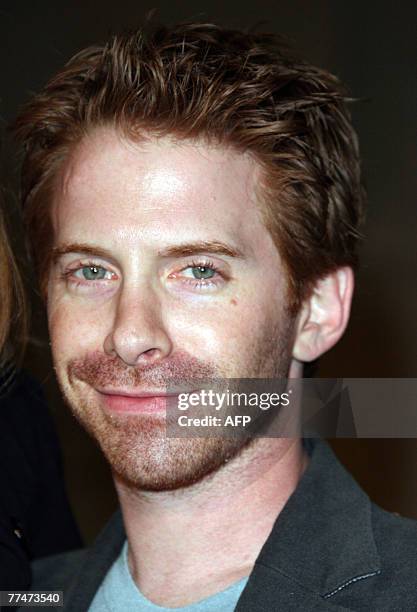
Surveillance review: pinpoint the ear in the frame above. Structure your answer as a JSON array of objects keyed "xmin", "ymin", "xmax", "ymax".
[{"xmin": 292, "ymin": 267, "xmax": 354, "ymax": 362}]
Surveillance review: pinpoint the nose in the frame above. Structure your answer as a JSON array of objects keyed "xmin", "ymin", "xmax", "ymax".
[{"xmin": 103, "ymin": 283, "xmax": 173, "ymax": 366}]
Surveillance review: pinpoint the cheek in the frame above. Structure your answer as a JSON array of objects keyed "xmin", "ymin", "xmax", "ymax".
[
  {"xmin": 47, "ymin": 298, "xmax": 108, "ymax": 361},
  {"xmin": 166, "ymin": 295, "xmax": 275, "ymax": 359}
]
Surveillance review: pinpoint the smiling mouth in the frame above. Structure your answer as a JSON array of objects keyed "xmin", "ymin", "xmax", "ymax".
[{"xmin": 96, "ymin": 389, "xmax": 185, "ymax": 415}]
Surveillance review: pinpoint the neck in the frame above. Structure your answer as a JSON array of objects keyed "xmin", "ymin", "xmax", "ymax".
[{"xmin": 113, "ymin": 436, "xmax": 308, "ymax": 607}]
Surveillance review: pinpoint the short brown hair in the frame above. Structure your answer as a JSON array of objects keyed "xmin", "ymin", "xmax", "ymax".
[{"xmin": 13, "ymin": 22, "xmax": 365, "ymax": 313}]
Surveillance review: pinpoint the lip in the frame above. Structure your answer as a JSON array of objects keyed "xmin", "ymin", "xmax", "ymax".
[{"xmin": 96, "ymin": 388, "xmax": 185, "ymax": 415}]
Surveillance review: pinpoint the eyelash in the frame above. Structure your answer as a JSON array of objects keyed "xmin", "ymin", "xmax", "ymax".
[
  {"xmin": 61, "ymin": 258, "xmax": 225, "ymax": 291},
  {"xmin": 60, "ymin": 260, "xmax": 116, "ymax": 289},
  {"xmin": 178, "ymin": 259, "xmax": 223, "ymax": 289}
]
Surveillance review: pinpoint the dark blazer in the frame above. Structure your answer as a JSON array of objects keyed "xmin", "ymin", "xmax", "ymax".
[{"xmin": 29, "ymin": 439, "xmax": 417, "ymax": 611}]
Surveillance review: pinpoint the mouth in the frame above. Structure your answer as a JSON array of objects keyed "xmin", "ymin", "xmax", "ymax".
[{"xmin": 95, "ymin": 388, "xmax": 185, "ymax": 415}]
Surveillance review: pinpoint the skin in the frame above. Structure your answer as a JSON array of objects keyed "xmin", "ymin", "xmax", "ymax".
[{"xmin": 47, "ymin": 126, "xmax": 354, "ymax": 606}]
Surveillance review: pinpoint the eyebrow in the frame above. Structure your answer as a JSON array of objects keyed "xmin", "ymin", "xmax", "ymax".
[
  {"xmin": 52, "ymin": 240, "xmax": 246, "ymax": 263},
  {"xmin": 158, "ymin": 241, "xmax": 245, "ymax": 259},
  {"xmin": 52, "ymin": 243, "xmax": 115, "ymax": 264}
]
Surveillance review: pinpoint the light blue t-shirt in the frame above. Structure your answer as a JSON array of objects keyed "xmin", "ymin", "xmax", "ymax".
[{"xmin": 89, "ymin": 541, "xmax": 249, "ymax": 611}]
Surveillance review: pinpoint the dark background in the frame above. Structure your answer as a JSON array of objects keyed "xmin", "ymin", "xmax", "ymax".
[{"xmin": 0, "ymin": 1, "xmax": 416, "ymax": 544}]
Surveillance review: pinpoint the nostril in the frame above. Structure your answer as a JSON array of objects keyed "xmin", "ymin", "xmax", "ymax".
[{"xmin": 137, "ymin": 348, "xmax": 161, "ymax": 362}]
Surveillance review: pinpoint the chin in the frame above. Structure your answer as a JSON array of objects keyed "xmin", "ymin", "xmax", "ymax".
[{"xmin": 102, "ymin": 429, "xmax": 251, "ymax": 492}]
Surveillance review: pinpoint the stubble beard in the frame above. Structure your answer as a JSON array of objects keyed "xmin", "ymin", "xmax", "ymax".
[{"xmin": 57, "ymin": 314, "xmax": 296, "ymax": 492}]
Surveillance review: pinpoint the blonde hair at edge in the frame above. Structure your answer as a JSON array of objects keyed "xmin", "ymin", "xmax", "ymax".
[{"xmin": 0, "ymin": 202, "xmax": 26, "ymax": 369}]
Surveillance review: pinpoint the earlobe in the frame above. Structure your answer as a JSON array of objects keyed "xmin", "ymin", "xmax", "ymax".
[{"xmin": 292, "ymin": 267, "xmax": 354, "ymax": 363}]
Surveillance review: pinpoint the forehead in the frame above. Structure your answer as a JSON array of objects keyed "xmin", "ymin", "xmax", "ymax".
[{"xmin": 51, "ymin": 127, "xmax": 272, "ymax": 254}]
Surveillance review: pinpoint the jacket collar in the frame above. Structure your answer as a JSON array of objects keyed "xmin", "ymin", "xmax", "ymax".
[{"xmin": 236, "ymin": 438, "xmax": 381, "ymax": 609}]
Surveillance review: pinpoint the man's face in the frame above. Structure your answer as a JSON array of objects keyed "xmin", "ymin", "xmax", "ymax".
[{"xmin": 48, "ymin": 127, "xmax": 298, "ymax": 491}]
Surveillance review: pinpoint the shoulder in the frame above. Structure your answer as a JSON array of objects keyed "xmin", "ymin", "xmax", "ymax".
[
  {"xmin": 278, "ymin": 440, "xmax": 417, "ymax": 609},
  {"xmin": 371, "ymin": 502, "xmax": 417, "ymax": 569},
  {"xmin": 328, "ymin": 500, "xmax": 417, "ymax": 610},
  {"xmin": 31, "ymin": 549, "xmax": 88, "ymax": 592}
]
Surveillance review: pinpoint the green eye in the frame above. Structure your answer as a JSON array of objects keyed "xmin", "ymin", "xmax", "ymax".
[
  {"xmin": 191, "ymin": 266, "xmax": 215, "ymax": 280},
  {"xmin": 81, "ymin": 266, "xmax": 108, "ymax": 280}
]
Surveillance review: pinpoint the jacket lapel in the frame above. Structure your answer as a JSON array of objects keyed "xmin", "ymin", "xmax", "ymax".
[
  {"xmin": 236, "ymin": 563, "xmax": 354, "ymax": 610},
  {"xmin": 236, "ymin": 439, "xmax": 381, "ymax": 609}
]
